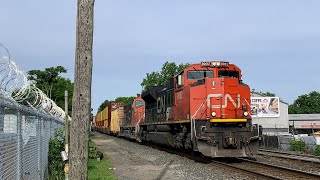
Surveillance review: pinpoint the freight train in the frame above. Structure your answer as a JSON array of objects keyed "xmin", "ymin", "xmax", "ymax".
[{"xmin": 94, "ymin": 61, "xmax": 259, "ymax": 158}]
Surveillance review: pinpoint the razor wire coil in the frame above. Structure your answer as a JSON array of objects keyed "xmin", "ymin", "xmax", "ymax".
[{"xmin": 0, "ymin": 43, "xmax": 68, "ymax": 120}]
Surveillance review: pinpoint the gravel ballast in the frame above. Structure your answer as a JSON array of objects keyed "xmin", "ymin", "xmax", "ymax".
[
  {"xmin": 91, "ymin": 132, "xmax": 249, "ymax": 180},
  {"xmin": 254, "ymin": 154, "xmax": 320, "ymax": 175}
]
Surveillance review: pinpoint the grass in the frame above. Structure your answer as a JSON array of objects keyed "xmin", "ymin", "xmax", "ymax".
[
  {"xmin": 89, "ymin": 139, "xmax": 96, "ymax": 149},
  {"xmin": 88, "ymin": 154, "xmax": 117, "ymax": 180},
  {"xmin": 88, "ymin": 134, "xmax": 116, "ymax": 180}
]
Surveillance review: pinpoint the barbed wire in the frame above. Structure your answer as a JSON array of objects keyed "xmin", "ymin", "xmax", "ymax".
[{"xmin": 0, "ymin": 43, "xmax": 68, "ymax": 120}]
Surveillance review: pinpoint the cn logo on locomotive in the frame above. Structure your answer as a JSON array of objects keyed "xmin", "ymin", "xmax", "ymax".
[{"xmin": 207, "ymin": 94, "xmax": 241, "ymax": 109}]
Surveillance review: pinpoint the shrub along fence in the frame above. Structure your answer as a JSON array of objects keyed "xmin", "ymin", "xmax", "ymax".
[{"xmin": 261, "ymin": 134, "xmax": 320, "ymax": 154}]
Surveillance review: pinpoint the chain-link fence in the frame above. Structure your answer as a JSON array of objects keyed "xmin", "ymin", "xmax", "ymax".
[
  {"xmin": 260, "ymin": 134, "xmax": 320, "ymax": 153},
  {"xmin": 0, "ymin": 96, "xmax": 63, "ymax": 180},
  {"xmin": 260, "ymin": 135, "xmax": 294, "ymax": 151}
]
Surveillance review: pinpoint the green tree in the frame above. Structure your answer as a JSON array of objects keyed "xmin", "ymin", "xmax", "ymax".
[
  {"xmin": 98, "ymin": 61, "xmax": 189, "ymax": 113},
  {"xmin": 114, "ymin": 96, "xmax": 136, "ymax": 104},
  {"xmin": 97, "ymin": 99, "xmax": 111, "ymax": 113},
  {"xmin": 97, "ymin": 96, "xmax": 136, "ymax": 113},
  {"xmin": 28, "ymin": 66, "xmax": 67, "ymax": 98},
  {"xmin": 257, "ymin": 91, "xmax": 276, "ymax": 97},
  {"xmin": 289, "ymin": 91, "xmax": 320, "ymax": 114},
  {"xmin": 51, "ymin": 77, "xmax": 74, "ymax": 114},
  {"xmin": 27, "ymin": 66, "xmax": 73, "ymax": 112},
  {"xmin": 140, "ymin": 72, "xmax": 161, "ymax": 92},
  {"xmin": 141, "ymin": 61, "xmax": 189, "ymax": 92}
]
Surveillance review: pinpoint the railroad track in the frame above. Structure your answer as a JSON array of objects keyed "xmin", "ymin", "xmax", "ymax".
[
  {"xmin": 211, "ymin": 159, "xmax": 277, "ymax": 180},
  {"xmin": 258, "ymin": 149, "xmax": 320, "ymax": 164},
  {"xmin": 98, "ymin": 133, "xmax": 320, "ymax": 179},
  {"xmin": 212, "ymin": 158, "xmax": 320, "ymax": 180},
  {"xmin": 148, "ymin": 143, "xmax": 320, "ymax": 179},
  {"xmin": 147, "ymin": 143, "xmax": 320, "ymax": 179}
]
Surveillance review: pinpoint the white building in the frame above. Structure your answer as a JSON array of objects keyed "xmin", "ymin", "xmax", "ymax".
[
  {"xmin": 251, "ymin": 92, "xmax": 289, "ymax": 135},
  {"xmin": 289, "ymin": 114, "xmax": 320, "ymax": 134}
]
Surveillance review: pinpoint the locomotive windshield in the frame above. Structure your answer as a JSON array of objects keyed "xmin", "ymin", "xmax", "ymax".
[
  {"xmin": 187, "ymin": 70, "xmax": 214, "ymax": 80},
  {"xmin": 218, "ymin": 70, "xmax": 239, "ymax": 78},
  {"xmin": 135, "ymin": 100, "xmax": 145, "ymax": 107}
]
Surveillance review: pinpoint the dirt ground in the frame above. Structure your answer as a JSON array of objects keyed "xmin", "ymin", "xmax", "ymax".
[{"xmin": 91, "ymin": 132, "xmax": 240, "ymax": 180}]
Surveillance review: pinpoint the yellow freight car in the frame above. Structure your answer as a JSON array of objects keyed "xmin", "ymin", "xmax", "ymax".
[{"xmin": 111, "ymin": 106, "xmax": 124, "ymax": 134}]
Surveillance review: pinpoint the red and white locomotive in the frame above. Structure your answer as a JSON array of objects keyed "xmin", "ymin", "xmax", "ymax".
[{"xmin": 95, "ymin": 61, "xmax": 259, "ymax": 158}]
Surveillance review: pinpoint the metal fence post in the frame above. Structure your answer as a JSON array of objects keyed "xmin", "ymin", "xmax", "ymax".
[
  {"xmin": 0, "ymin": 103, "xmax": 4, "ymax": 180},
  {"xmin": 50, "ymin": 118, "xmax": 53, "ymax": 137},
  {"xmin": 16, "ymin": 111, "xmax": 22, "ymax": 180},
  {"xmin": 37, "ymin": 116, "xmax": 42, "ymax": 180},
  {"xmin": 0, "ymin": 105, "xmax": 3, "ymax": 133}
]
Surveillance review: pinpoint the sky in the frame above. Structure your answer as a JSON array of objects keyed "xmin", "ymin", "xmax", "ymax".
[{"xmin": 1, "ymin": 1, "xmax": 320, "ymax": 114}]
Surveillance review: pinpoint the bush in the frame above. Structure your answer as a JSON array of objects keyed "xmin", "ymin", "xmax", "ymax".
[
  {"xmin": 48, "ymin": 129, "xmax": 65, "ymax": 180},
  {"xmin": 89, "ymin": 140, "xmax": 97, "ymax": 159},
  {"xmin": 48, "ymin": 130, "xmax": 97, "ymax": 179},
  {"xmin": 315, "ymin": 145, "xmax": 320, "ymax": 156},
  {"xmin": 289, "ymin": 140, "xmax": 306, "ymax": 152}
]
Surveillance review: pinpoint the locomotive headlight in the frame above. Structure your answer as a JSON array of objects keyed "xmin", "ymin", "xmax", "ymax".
[
  {"xmin": 216, "ymin": 62, "xmax": 221, "ymax": 66},
  {"xmin": 212, "ymin": 62, "xmax": 218, "ymax": 67},
  {"xmin": 243, "ymin": 112, "xmax": 249, "ymax": 117},
  {"xmin": 211, "ymin": 112, "xmax": 217, "ymax": 117}
]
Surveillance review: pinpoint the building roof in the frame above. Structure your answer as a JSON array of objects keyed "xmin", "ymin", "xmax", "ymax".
[
  {"xmin": 289, "ymin": 114, "xmax": 320, "ymax": 121},
  {"xmin": 251, "ymin": 92, "xmax": 289, "ymax": 105}
]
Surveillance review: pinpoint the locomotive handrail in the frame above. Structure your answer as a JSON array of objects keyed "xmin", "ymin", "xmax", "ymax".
[
  {"xmin": 190, "ymin": 97, "xmax": 211, "ymax": 141},
  {"xmin": 243, "ymin": 98, "xmax": 252, "ymax": 116},
  {"xmin": 135, "ymin": 111, "xmax": 145, "ymax": 135}
]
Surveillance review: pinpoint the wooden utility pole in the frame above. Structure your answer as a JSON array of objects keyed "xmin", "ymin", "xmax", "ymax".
[{"xmin": 69, "ymin": 0, "xmax": 94, "ymax": 179}]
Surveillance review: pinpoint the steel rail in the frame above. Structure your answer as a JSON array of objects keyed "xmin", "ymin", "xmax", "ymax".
[
  {"xmin": 237, "ymin": 158, "xmax": 320, "ymax": 180},
  {"xmin": 211, "ymin": 160, "xmax": 279, "ymax": 180},
  {"xmin": 259, "ymin": 149, "xmax": 320, "ymax": 160}
]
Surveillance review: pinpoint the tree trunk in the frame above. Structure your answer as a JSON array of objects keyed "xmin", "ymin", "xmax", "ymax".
[{"xmin": 69, "ymin": 0, "xmax": 94, "ymax": 179}]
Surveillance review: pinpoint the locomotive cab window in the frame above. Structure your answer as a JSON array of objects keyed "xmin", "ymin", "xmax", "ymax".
[
  {"xmin": 187, "ymin": 70, "xmax": 214, "ymax": 80},
  {"xmin": 176, "ymin": 72, "xmax": 184, "ymax": 87},
  {"xmin": 218, "ymin": 70, "xmax": 239, "ymax": 78},
  {"xmin": 135, "ymin": 100, "xmax": 145, "ymax": 108}
]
